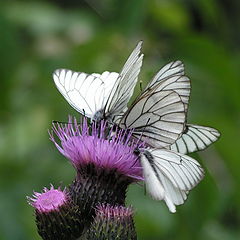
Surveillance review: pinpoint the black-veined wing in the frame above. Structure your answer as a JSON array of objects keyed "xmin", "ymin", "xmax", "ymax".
[
  {"xmin": 170, "ymin": 124, "xmax": 221, "ymax": 154},
  {"xmin": 140, "ymin": 148, "xmax": 204, "ymax": 213},
  {"xmin": 53, "ymin": 41, "xmax": 143, "ymax": 121},
  {"xmin": 53, "ymin": 70, "xmax": 119, "ymax": 119},
  {"xmin": 143, "ymin": 61, "xmax": 220, "ymax": 152},
  {"xmin": 119, "ymin": 87, "xmax": 186, "ymax": 148},
  {"xmin": 145, "ymin": 60, "xmax": 191, "ymax": 112},
  {"xmin": 105, "ymin": 41, "xmax": 144, "ymax": 122},
  {"xmin": 118, "ymin": 60, "xmax": 190, "ymax": 148}
]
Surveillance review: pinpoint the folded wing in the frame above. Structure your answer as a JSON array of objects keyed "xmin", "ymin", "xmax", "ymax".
[
  {"xmin": 170, "ymin": 124, "xmax": 221, "ymax": 154},
  {"xmin": 140, "ymin": 149, "xmax": 204, "ymax": 212},
  {"xmin": 145, "ymin": 60, "xmax": 190, "ymax": 112},
  {"xmin": 53, "ymin": 69, "xmax": 119, "ymax": 118},
  {"xmin": 119, "ymin": 88, "xmax": 186, "ymax": 148},
  {"xmin": 106, "ymin": 41, "xmax": 144, "ymax": 122}
]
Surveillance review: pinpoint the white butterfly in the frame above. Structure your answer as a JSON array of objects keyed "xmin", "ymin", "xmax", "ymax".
[
  {"xmin": 139, "ymin": 148, "xmax": 204, "ymax": 213},
  {"xmin": 115, "ymin": 60, "xmax": 218, "ymax": 212},
  {"xmin": 53, "ymin": 41, "xmax": 144, "ymax": 122},
  {"xmin": 143, "ymin": 60, "xmax": 220, "ymax": 153},
  {"xmin": 118, "ymin": 60, "xmax": 190, "ymax": 148}
]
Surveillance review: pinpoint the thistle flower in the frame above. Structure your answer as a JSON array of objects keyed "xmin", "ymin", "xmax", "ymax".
[
  {"xmin": 28, "ymin": 185, "xmax": 84, "ymax": 240},
  {"xmin": 49, "ymin": 117, "xmax": 143, "ymax": 225},
  {"xmin": 86, "ymin": 204, "xmax": 137, "ymax": 240},
  {"xmin": 49, "ymin": 117, "xmax": 142, "ymax": 181}
]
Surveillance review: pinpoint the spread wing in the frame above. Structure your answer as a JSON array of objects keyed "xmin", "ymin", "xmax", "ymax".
[
  {"xmin": 170, "ymin": 124, "xmax": 221, "ymax": 154},
  {"xmin": 140, "ymin": 149, "xmax": 204, "ymax": 212}
]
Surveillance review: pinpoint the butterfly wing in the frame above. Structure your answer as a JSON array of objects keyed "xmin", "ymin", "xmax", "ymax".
[
  {"xmin": 105, "ymin": 41, "xmax": 144, "ymax": 122},
  {"xmin": 145, "ymin": 60, "xmax": 191, "ymax": 112},
  {"xmin": 170, "ymin": 124, "xmax": 221, "ymax": 154},
  {"xmin": 53, "ymin": 41, "xmax": 143, "ymax": 121},
  {"xmin": 140, "ymin": 149, "xmax": 204, "ymax": 212},
  {"xmin": 146, "ymin": 61, "xmax": 184, "ymax": 88},
  {"xmin": 119, "ymin": 88, "xmax": 186, "ymax": 148},
  {"xmin": 144, "ymin": 61, "xmax": 220, "ymax": 151},
  {"xmin": 53, "ymin": 69, "xmax": 119, "ymax": 118}
]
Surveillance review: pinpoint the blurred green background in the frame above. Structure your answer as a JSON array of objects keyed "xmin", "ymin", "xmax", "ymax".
[{"xmin": 0, "ymin": 0, "xmax": 239, "ymax": 239}]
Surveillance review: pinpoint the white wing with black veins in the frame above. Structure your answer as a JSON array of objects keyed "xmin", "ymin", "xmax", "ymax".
[
  {"xmin": 53, "ymin": 41, "xmax": 144, "ymax": 121},
  {"xmin": 53, "ymin": 70, "xmax": 119, "ymax": 118},
  {"xmin": 119, "ymin": 88, "xmax": 186, "ymax": 148},
  {"xmin": 140, "ymin": 149, "xmax": 204, "ymax": 212},
  {"xmin": 170, "ymin": 124, "xmax": 221, "ymax": 154}
]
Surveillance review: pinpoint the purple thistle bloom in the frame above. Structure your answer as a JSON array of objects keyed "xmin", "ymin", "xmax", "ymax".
[
  {"xmin": 28, "ymin": 184, "xmax": 68, "ymax": 213},
  {"xmin": 49, "ymin": 117, "xmax": 143, "ymax": 181}
]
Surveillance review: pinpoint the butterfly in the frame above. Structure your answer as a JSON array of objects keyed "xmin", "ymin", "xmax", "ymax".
[
  {"xmin": 139, "ymin": 148, "xmax": 204, "ymax": 213},
  {"xmin": 53, "ymin": 41, "xmax": 144, "ymax": 122},
  {"xmin": 101, "ymin": 60, "xmax": 194, "ymax": 211},
  {"xmin": 115, "ymin": 60, "xmax": 218, "ymax": 212},
  {"xmin": 131, "ymin": 60, "xmax": 220, "ymax": 153},
  {"xmin": 155, "ymin": 63, "xmax": 220, "ymax": 154},
  {"xmin": 118, "ymin": 60, "xmax": 190, "ymax": 148}
]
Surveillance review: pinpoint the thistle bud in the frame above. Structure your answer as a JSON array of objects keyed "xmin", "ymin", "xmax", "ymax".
[
  {"xmin": 86, "ymin": 204, "xmax": 137, "ymax": 240},
  {"xmin": 28, "ymin": 185, "xmax": 84, "ymax": 240}
]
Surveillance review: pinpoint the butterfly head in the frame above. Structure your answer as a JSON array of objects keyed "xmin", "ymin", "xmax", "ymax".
[{"xmin": 133, "ymin": 147, "xmax": 148, "ymax": 157}]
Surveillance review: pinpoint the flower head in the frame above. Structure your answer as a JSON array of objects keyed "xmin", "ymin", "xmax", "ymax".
[
  {"xmin": 28, "ymin": 185, "xmax": 84, "ymax": 240},
  {"xmin": 28, "ymin": 185, "xmax": 67, "ymax": 213},
  {"xmin": 50, "ymin": 117, "xmax": 143, "ymax": 181}
]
